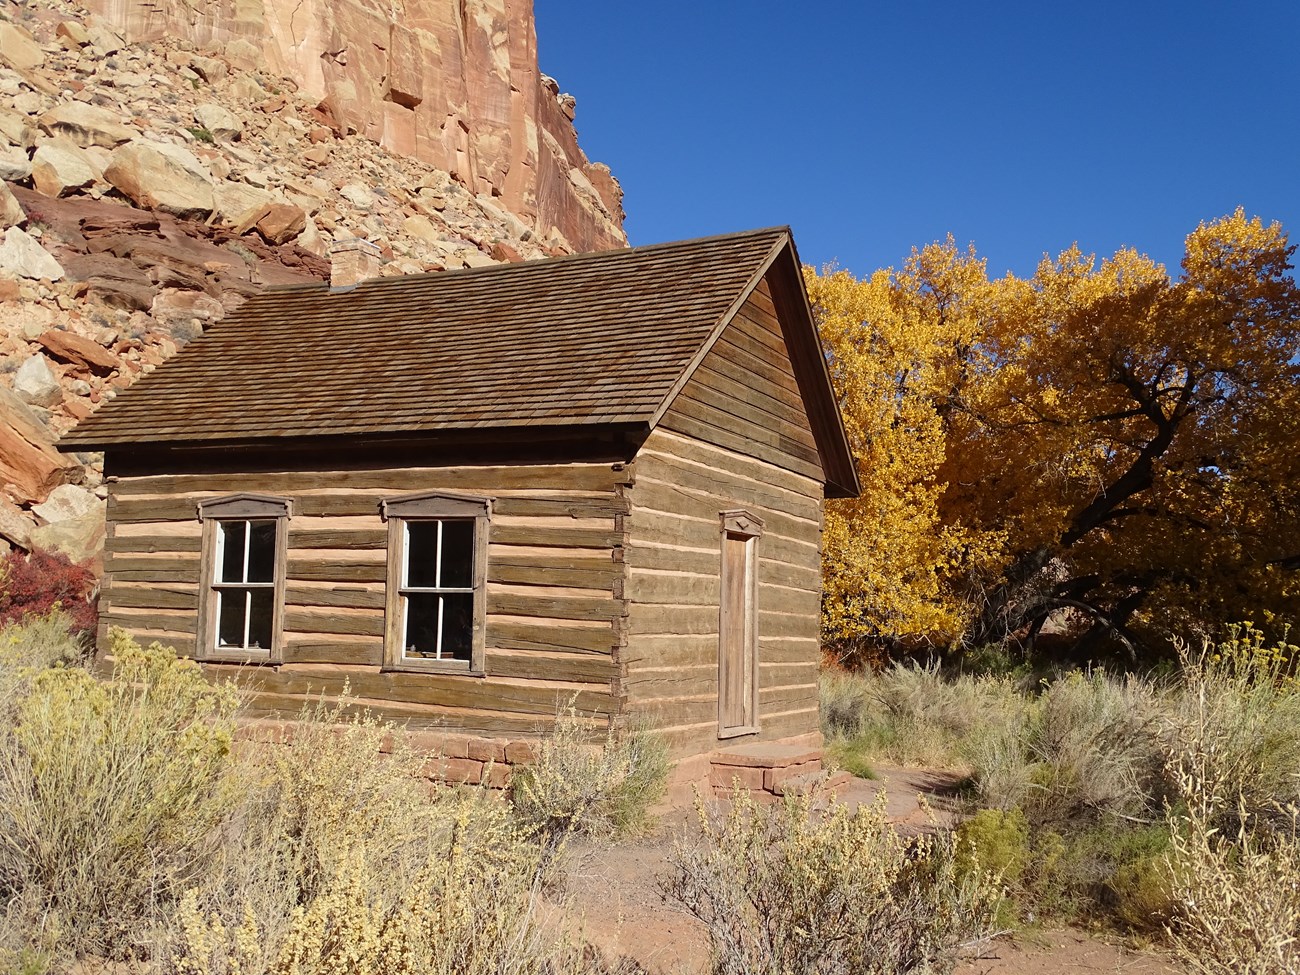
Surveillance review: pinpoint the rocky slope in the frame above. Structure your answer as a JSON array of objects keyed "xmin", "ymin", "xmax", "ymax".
[
  {"xmin": 83, "ymin": 0, "xmax": 625, "ymax": 253},
  {"xmin": 0, "ymin": 0, "xmax": 625, "ymax": 570}
]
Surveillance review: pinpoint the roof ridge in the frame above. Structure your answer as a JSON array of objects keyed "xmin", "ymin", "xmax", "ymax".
[{"xmin": 260, "ymin": 225, "xmax": 792, "ymax": 296}]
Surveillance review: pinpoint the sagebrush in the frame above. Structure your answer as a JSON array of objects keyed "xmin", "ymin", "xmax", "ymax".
[
  {"xmin": 666, "ymin": 789, "xmax": 1003, "ymax": 975},
  {"xmin": 510, "ymin": 704, "xmax": 670, "ymax": 847}
]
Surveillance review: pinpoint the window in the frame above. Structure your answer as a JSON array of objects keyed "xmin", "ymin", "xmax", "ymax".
[
  {"xmin": 382, "ymin": 491, "xmax": 489, "ymax": 674},
  {"xmin": 197, "ymin": 494, "xmax": 290, "ymax": 661}
]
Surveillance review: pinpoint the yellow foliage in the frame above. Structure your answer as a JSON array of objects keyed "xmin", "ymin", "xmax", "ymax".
[{"xmin": 809, "ymin": 210, "xmax": 1300, "ymax": 655}]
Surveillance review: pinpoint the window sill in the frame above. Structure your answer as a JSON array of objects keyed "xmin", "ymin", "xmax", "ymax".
[
  {"xmin": 199, "ymin": 649, "xmax": 275, "ymax": 665},
  {"xmin": 383, "ymin": 659, "xmax": 485, "ymax": 677}
]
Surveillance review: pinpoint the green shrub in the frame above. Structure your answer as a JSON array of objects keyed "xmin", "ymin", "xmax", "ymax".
[
  {"xmin": 666, "ymin": 790, "xmax": 1004, "ymax": 975},
  {"xmin": 819, "ymin": 666, "xmax": 873, "ymax": 737},
  {"xmin": 510, "ymin": 706, "xmax": 670, "ymax": 846},
  {"xmin": 824, "ymin": 735, "xmax": 876, "ymax": 779},
  {"xmin": 955, "ymin": 807, "xmax": 1030, "ymax": 890},
  {"xmin": 0, "ymin": 628, "xmax": 242, "ymax": 960}
]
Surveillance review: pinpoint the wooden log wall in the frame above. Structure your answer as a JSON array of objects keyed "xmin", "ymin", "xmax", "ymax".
[
  {"xmin": 99, "ymin": 462, "xmax": 630, "ymax": 735},
  {"xmin": 661, "ymin": 278, "xmax": 824, "ymax": 484},
  {"xmin": 623, "ymin": 415, "xmax": 824, "ymax": 758}
]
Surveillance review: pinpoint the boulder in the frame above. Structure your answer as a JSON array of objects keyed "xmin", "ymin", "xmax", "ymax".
[
  {"xmin": 151, "ymin": 288, "xmax": 225, "ymax": 325},
  {"xmin": 39, "ymin": 103, "xmax": 136, "ymax": 149},
  {"xmin": 402, "ymin": 214, "xmax": 441, "ymax": 244},
  {"xmin": 12, "ymin": 354, "xmax": 62, "ymax": 408},
  {"xmin": 0, "ymin": 228, "xmax": 64, "ymax": 281},
  {"xmin": 0, "ymin": 386, "xmax": 81, "ymax": 505},
  {"xmin": 212, "ymin": 180, "xmax": 275, "ymax": 226},
  {"xmin": 31, "ymin": 139, "xmax": 102, "ymax": 198},
  {"xmin": 340, "ymin": 183, "xmax": 374, "ymax": 209},
  {"xmin": 0, "ymin": 146, "xmax": 31, "ymax": 182},
  {"xmin": 0, "ymin": 182, "xmax": 23, "ymax": 230},
  {"xmin": 103, "ymin": 140, "xmax": 214, "ymax": 219},
  {"xmin": 29, "ymin": 504, "xmax": 104, "ymax": 564},
  {"xmin": 0, "ymin": 496, "xmax": 32, "ymax": 549},
  {"xmin": 0, "ymin": 22, "xmax": 43, "ymax": 72},
  {"xmin": 56, "ymin": 21, "xmax": 92, "ymax": 48},
  {"xmin": 190, "ymin": 55, "xmax": 227, "ymax": 84},
  {"xmin": 236, "ymin": 202, "xmax": 306, "ymax": 245},
  {"xmin": 32, "ymin": 483, "xmax": 100, "ymax": 525},
  {"xmin": 37, "ymin": 329, "xmax": 119, "ymax": 376},
  {"xmin": 194, "ymin": 103, "xmax": 242, "ymax": 142}
]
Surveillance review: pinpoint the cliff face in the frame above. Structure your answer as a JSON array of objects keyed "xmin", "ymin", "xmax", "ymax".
[{"xmin": 82, "ymin": 0, "xmax": 625, "ymax": 252}]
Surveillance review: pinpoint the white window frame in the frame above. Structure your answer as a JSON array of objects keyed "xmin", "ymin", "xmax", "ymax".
[
  {"xmin": 196, "ymin": 494, "xmax": 291, "ymax": 663},
  {"xmin": 381, "ymin": 491, "xmax": 490, "ymax": 675}
]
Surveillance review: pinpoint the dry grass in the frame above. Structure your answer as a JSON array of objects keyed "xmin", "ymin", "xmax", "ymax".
[
  {"xmin": 666, "ymin": 789, "xmax": 1004, "ymax": 975},
  {"xmin": 510, "ymin": 705, "xmax": 671, "ymax": 849},
  {"xmin": 0, "ymin": 627, "xmax": 242, "ymax": 961},
  {"xmin": 820, "ymin": 662, "xmax": 1021, "ymax": 770},
  {"xmin": 0, "ymin": 624, "xmax": 641, "ymax": 975},
  {"xmin": 823, "ymin": 624, "xmax": 1300, "ymax": 943},
  {"xmin": 1162, "ymin": 629, "xmax": 1300, "ymax": 975}
]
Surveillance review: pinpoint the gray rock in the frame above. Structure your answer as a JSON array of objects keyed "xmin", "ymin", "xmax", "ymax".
[
  {"xmin": 0, "ymin": 227, "xmax": 64, "ymax": 281},
  {"xmin": 194, "ymin": 102, "xmax": 242, "ymax": 142},
  {"xmin": 32, "ymin": 483, "xmax": 100, "ymax": 525},
  {"xmin": 29, "ymin": 504, "xmax": 104, "ymax": 563},
  {"xmin": 39, "ymin": 102, "xmax": 136, "ymax": 148},
  {"xmin": 0, "ymin": 144, "xmax": 31, "ymax": 182},
  {"xmin": 12, "ymin": 354, "xmax": 62, "ymax": 408}
]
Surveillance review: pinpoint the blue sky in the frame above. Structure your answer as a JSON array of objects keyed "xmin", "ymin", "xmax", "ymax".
[{"xmin": 533, "ymin": 2, "xmax": 1300, "ymax": 281}]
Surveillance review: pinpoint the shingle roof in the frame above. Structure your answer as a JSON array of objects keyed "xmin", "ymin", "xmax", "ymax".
[{"xmin": 61, "ymin": 227, "xmax": 791, "ymax": 448}]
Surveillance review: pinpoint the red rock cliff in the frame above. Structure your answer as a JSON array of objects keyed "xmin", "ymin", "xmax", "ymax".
[{"xmin": 81, "ymin": 0, "xmax": 625, "ymax": 253}]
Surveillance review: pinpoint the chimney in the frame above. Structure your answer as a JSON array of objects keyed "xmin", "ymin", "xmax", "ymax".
[{"xmin": 329, "ymin": 238, "xmax": 384, "ymax": 290}]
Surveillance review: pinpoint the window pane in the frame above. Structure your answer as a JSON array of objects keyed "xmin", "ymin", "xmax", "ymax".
[
  {"xmin": 440, "ymin": 520, "xmax": 475, "ymax": 588},
  {"xmin": 441, "ymin": 593, "xmax": 474, "ymax": 661},
  {"xmin": 247, "ymin": 521, "xmax": 277, "ymax": 583},
  {"xmin": 218, "ymin": 521, "xmax": 246, "ymax": 583},
  {"xmin": 406, "ymin": 522, "xmax": 440, "ymax": 589},
  {"xmin": 217, "ymin": 588, "xmax": 247, "ymax": 647},
  {"xmin": 247, "ymin": 588, "xmax": 274, "ymax": 650},
  {"xmin": 404, "ymin": 592, "xmax": 441, "ymax": 658}
]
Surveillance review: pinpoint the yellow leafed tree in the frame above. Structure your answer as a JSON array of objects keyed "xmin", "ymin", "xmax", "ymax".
[{"xmin": 810, "ymin": 210, "xmax": 1300, "ymax": 659}]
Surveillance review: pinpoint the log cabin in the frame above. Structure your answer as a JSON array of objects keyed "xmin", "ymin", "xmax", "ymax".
[{"xmin": 59, "ymin": 227, "xmax": 860, "ymax": 775}]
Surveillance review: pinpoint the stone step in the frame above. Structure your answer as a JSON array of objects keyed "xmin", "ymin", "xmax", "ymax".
[
  {"xmin": 709, "ymin": 741, "xmax": 823, "ymax": 770},
  {"xmin": 772, "ymin": 768, "xmax": 853, "ymax": 797}
]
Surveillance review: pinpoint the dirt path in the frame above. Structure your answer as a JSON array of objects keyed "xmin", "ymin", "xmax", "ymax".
[{"xmin": 562, "ymin": 766, "xmax": 1183, "ymax": 975}]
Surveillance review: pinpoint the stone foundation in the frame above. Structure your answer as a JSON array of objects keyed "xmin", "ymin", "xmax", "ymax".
[{"xmin": 236, "ymin": 720, "xmax": 539, "ymax": 789}]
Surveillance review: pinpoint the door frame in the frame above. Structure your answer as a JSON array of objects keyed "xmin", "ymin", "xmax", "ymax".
[{"xmin": 717, "ymin": 508, "xmax": 764, "ymax": 738}]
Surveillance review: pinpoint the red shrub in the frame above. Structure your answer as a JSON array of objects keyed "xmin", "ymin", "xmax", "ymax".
[{"xmin": 0, "ymin": 548, "xmax": 99, "ymax": 636}]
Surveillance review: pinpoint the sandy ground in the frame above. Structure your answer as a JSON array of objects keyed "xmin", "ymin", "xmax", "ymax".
[{"xmin": 561, "ymin": 765, "xmax": 1183, "ymax": 975}]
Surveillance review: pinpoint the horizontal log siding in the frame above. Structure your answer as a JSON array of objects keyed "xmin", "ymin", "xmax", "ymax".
[
  {"xmin": 623, "ymin": 426, "xmax": 823, "ymax": 757},
  {"xmin": 661, "ymin": 280, "xmax": 825, "ymax": 482},
  {"xmin": 99, "ymin": 463, "xmax": 630, "ymax": 734}
]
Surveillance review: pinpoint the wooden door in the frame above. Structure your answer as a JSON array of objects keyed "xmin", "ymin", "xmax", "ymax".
[{"xmin": 718, "ymin": 510, "xmax": 763, "ymax": 737}]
